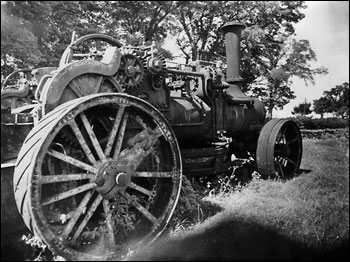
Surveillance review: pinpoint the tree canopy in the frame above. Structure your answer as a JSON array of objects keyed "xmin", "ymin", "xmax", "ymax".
[
  {"xmin": 292, "ymin": 101, "xmax": 312, "ymax": 116},
  {"xmin": 1, "ymin": 1, "xmax": 330, "ymax": 117},
  {"xmin": 313, "ymin": 82, "xmax": 349, "ymax": 119}
]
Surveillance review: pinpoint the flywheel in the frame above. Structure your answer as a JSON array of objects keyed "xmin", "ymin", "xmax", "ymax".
[{"xmin": 13, "ymin": 93, "xmax": 182, "ymax": 261}]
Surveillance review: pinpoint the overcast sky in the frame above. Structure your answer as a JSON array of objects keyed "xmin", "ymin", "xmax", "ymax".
[{"xmin": 275, "ymin": 1, "xmax": 349, "ymax": 117}]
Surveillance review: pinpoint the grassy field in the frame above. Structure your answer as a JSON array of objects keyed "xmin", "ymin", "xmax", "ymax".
[
  {"xmin": 128, "ymin": 138, "xmax": 349, "ymax": 261},
  {"xmin": 2, "ymin": 138, "xmax": 348, "ymax": 261}
]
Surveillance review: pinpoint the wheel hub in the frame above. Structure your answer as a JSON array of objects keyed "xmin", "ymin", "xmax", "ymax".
[
  {"xmin": 276, "ymin": 144, "xmax": 291, "ymax": 158},
  {"xmin": 126, "ymin": 65, "xmax": 136, "ymax": 76},
  {"xmin": 95, "ymin": 160, "xmax": 132, "ymax": 199}
]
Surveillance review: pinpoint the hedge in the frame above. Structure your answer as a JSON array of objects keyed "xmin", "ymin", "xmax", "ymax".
[{"xmin": 287, "ymin": 116, "xmax": 349, "ymax": 130}]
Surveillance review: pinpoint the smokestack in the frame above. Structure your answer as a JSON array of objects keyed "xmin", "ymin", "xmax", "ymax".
[{"xmin": 220, "ymin": 22, "xmax": 245, "ymax": 84}]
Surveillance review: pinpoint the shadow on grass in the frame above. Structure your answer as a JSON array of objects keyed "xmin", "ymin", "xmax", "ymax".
[
  {"xmin": 128, "ymin": 217, "xmax": 349, "ymax": 261},
  {"xmin": 296, "ymin": 168, "xmax": 312, "ymax": 175},
  {"xmin": 130, "ymin": 217, "xmax": 349, "ymax": 261}
]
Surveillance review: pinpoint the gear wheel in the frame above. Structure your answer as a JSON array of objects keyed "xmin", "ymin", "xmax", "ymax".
[
  {"xmin": 143, "ymin": 52, "xmax": 167, "ymax": 90},
  {"xmin": 114, "ymin": 48, "xmax": 145, "ymax": 93}
]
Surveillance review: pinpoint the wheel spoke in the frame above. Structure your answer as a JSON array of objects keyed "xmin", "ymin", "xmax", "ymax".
[
  {"xmin": 71, "ymin": 194, "xmax": 104, "ymax": 244},
  {"xmin": 276, "ymin": 126, "xmax": 287, "ymax": 144},
  {"xmin": 41, "ymin": 173, "xmax": 94, "ymax": 184},
  {"xmin": 80, "ymin": 112, "xmax": 106, "ymax": 160},
  {"xmin": 68, "ymin": 81, "xmax": 84, "ymax": 98},
  {"xmin": 113, "ymin": 112, "xmax": 129, "ymax": 160},
  {"xmin": 124, "ymin": 192, "xmax": 157, "ymax": 224},
  {"xmin": 286, "ymin": 157, "xmax": 296, "ymax": 166},
  {"xmin": 129, "ymin": 182, "xmax": 152, "ymax": 197},
  {"xmin": 287, "ymin": 136, "xmax": 299, "ymax": 145},
  {"xmin": 104, "ymin": 105, "xmax": 126, "ymax": 157},
  {"xmin": 69, "ymin": 120, "xmax": 96, "ymax": 164},
  {"xmin": 94, "ymin": 76, "xmax": 104, "ymax": 94},
  {"xmin": 133, "ymin": 171, "xmax": 175, "ymax": 178},
  {"xmin": 277, "ymin": 161, "xmax": 285, "ymax": 178},
  {"xmin": 42, "ymin": 183, "xmax": 96, "ymax": 206},
  {"xmin": 96, "ymin": 40, "xmax": 101, "ymax": 51},
  {"xmin": 102, "ymin": 200, "xmax": 116, "ymax": 249},
  {"xmin": 61, "ymin": 190, "xmax": 94, "ymax": 240},
  {"xmin": 47, "ymin": 149, "xmax": 97, "ymax": 173}
]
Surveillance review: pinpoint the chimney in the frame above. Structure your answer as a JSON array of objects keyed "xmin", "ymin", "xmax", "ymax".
[{"xmin": 220, "ymin": 22, "xmax": 245, "ymax": 84}]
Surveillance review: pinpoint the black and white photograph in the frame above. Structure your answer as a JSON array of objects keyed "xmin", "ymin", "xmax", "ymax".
[{"xmin": 1, "ymin": 1, "xmax": 349, "ymax": 261}]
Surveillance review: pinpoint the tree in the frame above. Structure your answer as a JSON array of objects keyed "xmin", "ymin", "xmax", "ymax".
[
  {"xmin": 1, "ymin": 1, "xmax": 107, "ymax": 76},
  {"xmin": 100, "ymin": 1, "xmax": 184, "ymax": 45},
  {"xmin": 313, "ymin": 97, "xmax": 332, "ymax": 118},
  {"xmin": 292, "ymin": 101, "xmax": 312, "ymax": 116},
  {"xmin": 1, "ymin": 1, "xmax": 183, "ymax": 76},
  {"xmin": 1, "ymin": 1, "xmax": 49, "ymax": 76},
  {"xmin": 312, "ymin": 82, "xmax": 349, "ymax": 119},
  {"xmin": 171, "ymin": 1, "xmax": 328, "ymax": 117},
  {"xmin": 323, "ymin": 82, "xmax": 349, "ymax": 119}
]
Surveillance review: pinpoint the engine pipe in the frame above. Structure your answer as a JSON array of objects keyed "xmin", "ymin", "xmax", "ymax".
[{"xmin": 220, "ymin": 22, "xmax": 245, "ymax": 84}]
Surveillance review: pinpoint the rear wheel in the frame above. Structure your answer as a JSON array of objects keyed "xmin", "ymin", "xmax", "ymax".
[
  {"xmin": 256, "ymin": 119, "xmax": 302, "ymax": 179},
  {"xmin": 14, "ymin": 93, "xmax": 182, "ymax": 260}
]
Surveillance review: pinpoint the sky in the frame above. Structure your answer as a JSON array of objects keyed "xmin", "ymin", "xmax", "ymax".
[{"xmin": 274, "ymin": 1, "xmax": 349, "ymax": 117}]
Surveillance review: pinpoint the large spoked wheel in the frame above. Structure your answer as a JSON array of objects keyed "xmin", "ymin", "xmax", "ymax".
[
  {"xmin": 256, "ymin": 118, "xmax": 302, "ymax": 179},
  {"xmin": 14, "ymin": 93, "xmax": 182, "ymax": 261},
  {"xmin": 59, "ymin": 34, "xmax": 123, "ymax": 67}
]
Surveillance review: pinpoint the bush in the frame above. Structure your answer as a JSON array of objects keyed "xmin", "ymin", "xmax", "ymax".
[{"xmin": 288, "ymin": 116, "xmax": 348, "ymax": 130}]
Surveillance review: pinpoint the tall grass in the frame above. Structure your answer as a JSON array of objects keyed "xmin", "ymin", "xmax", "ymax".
[{"xmin": 199, "ymin": 138, "xmax": 349, "ymax": 250}]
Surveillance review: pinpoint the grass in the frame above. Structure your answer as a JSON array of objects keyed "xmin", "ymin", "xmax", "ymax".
[
  {"xmin": 205, "ymin": 139, "xmax": 349, "ymax": 250},
  {"xmin": 128, "ymin": 138, "xmax": 349, "ymax": 260},
  {"xmin": 4, "ymin": 138, "xmax": 349, "ymax": 261}
]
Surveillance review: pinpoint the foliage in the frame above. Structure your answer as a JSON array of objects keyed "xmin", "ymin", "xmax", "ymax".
[
  {"xmin": 1, "ymin": 1, "xmax": 106, "ymax": 76},
  {"xmin": 290, "ymin": 116, "xmax": 349, "ymax": 129},
  {"xmin": 313, "ymin": 97, "xmax": 332, "ymax": 118},
  {"xmin": 1, "ymin": 1, "xmax": 329, "ymax": 117},
  {"xmin": 301, "ymin": 128, "xmax": 349, "ymax": 143},
  {"xmin": 324, "ymin": 82, "xmax": 349, "ymax": 119},
  {"xmin": 101, "ymin": 1, "xmax": 183, "ymax": 45},
  {"xmin": 170, "ymin": 175, "xmax": 205, "ymax": 229},
  {"xmin": 312, "ymin": 82, "xmax": 349, "ymax": 119},
  {"xmin": 292, "ymin": 101, "xmax": 312, "ymax": 116},
  {"xmin": 170, "ymin": 1, "xmax": 328, "ymax": 117},
  {"xmin": 21, "ymin": 234, "xmax": 54, "ymax": 261}
]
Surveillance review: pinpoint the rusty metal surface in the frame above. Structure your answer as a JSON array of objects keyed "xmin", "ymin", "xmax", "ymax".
[
  {"xmin": 181, "ymin": 145, "xmax": 231, "ymax": 177},
  {"xmin": 12, "ymin": 93, "xmax": 182, "ymax": 260},
  {"xmin": 42, "ymin": 48, "xmax": 122, "ymax": 112}
]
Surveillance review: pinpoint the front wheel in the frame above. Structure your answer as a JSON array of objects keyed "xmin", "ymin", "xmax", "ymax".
[
  {"xmin": 13, "ymin": 93, "xmax": 182, "ymax": 261},
  {"xmin": 256, "ymin": 118, "xmax": 302, "ymax": 179}
]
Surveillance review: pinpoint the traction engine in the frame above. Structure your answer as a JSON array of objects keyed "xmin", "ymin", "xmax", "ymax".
[{"xmin": 1, "ymin": 22, "xmax": 302, "ymax": 260}]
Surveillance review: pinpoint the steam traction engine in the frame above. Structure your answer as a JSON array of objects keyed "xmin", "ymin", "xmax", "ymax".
[{"xmin": 1, "ymin": 22, "xmax": 302, "ymax": 260}]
